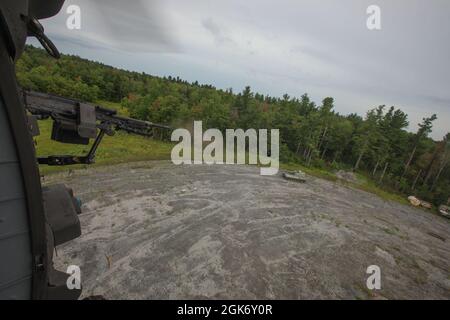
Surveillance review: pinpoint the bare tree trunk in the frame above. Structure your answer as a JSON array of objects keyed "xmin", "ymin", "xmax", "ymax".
[
  {"xmin": 431, "ymin": 165, "xmax": 445, "ymax": 191},
  {"xmin": 307, "ymin": 150, "xmax": 313, "ymax": 166},
  {"xmin": 317, "ymin": 126, "xmax": 328, "ymax": 151},
  {"xmin": 354, "ymin": 150, "xmax": 364, "ymax": 171},
  {"xmin": 353, "ymin": 140, "xmax": 368, "ymax": 171},
  {"xmin": 401, "ymin": 145, "xmax": 417, "ymax": 179},
  {"xmin": 296, "ymin": 141, "xmax": 301, "ymax": 155},
  {"xmin": 379, "ymin": 162, "xmax": 388, "ymax": 184},
  {"xmin": 372, "ymin": 161, "xmax": 380, "ymax": 176},
  {"xmin": 321, "ymin": 142, "xmax": 328, "ymax": 160},
  {"xmin": 422, "ymin": 167, "xmax": 434, "ymax": 187},
  {"xmin": 305, "ymin": 148, "xmax": 311, "ymax": 161},
  {"xmin": 431, "ymin": 154, "xmax": 448, "ymax": 191},
  {"xmin": 411, "ymin": 169, "xmax": 422, "ymax": 191},
  {"xmin": 422, "ymin": 149, "xmax": 439, "ymax": 186}
]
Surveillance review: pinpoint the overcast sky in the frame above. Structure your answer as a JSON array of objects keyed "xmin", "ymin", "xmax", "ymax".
[{"xmin": 31, "ymin": 0, "xmax": 450, "ymax": 139}]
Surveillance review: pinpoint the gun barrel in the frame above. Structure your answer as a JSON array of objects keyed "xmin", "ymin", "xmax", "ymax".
[
  {"xmin": 21, "ymin": 89, "xmax": 172, "ymax": 135},
  {"xmin": 107, "ymin": 114, "xmax": 172, "ymax": 130}
]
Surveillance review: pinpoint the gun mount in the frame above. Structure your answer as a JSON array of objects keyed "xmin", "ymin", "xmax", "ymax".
[{"xmin": 22, "ymin": 90, "xmax": 172, "ymax": 166}]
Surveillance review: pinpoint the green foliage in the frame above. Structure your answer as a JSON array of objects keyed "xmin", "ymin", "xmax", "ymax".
[{"xmin": 19, "ymin": 45, "xmax": 449, "ymax": 207}]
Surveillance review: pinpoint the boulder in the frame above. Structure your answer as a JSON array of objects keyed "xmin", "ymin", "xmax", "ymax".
[
  {"xmin": 408, "ymin": 196, "xmax": 421, "ymax": 207},
  {"xmin": 420, "ymin": 201, "xmax": 432, "ymax": 209},
  {"xmin": 439, "ymin": 205, "xmax": 450, "ymax": 218}
]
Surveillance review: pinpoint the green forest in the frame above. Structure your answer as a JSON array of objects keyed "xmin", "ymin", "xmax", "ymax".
[{"xmin": 17, "ymin": 45, "xmax": 449, "ymax": 207}]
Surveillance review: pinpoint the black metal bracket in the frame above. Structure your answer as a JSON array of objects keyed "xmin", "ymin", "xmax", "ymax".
[
  {"xmin": 37, "ymin": 129, "xmax": 106, "ymax": 166},
  {"xmin": 27, "ymin": 17, "xmax": 60, "ymax": 59}
]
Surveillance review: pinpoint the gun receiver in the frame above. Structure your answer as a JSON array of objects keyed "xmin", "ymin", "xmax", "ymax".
[{"xmin": 21, "ymin": 90, "xmax": 171, "ymax": 166}]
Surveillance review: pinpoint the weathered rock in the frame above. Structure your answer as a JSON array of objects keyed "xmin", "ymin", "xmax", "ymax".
[
  {"xmin": 282, "ymin": 170, "xmax": 306, "ymax": 183},
  {"xmin": 420, "ymin": 201, "xmax": 432, "ymax": 209},
  {"xmin": 439, "ymin": 205, "xmax": 450, "ymax": 218},
  {"xmin": 336, "ymin": 170, "xmax": 358, "ymax": 183},
  {"xmin": 43, "ymin": 161, "xmax": 450, "ymax": 299},
  {"xmin": 408, "ymin": 196, "xmax": 421, "ymax": 207}
]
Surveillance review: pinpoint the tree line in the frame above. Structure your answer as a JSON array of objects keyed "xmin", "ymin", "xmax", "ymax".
[{"xmin": 17, "ymin": 45, "xmax": 449, "ymax": 206}]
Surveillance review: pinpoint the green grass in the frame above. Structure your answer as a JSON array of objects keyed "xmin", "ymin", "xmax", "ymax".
[
  {"xmin": 280, "ymin": 162, "xmax": 409, "ymax": 205},
  {"xmin": 349, "ymin": 179, "xmax": 409, "ymax": 205},
  {"xmin": 351, "ymin": 171, "xmax": 410, "ymax": 205},
  {"xmin": 281, "ymin": 162, "xmax": 338, "ymax": 182}
]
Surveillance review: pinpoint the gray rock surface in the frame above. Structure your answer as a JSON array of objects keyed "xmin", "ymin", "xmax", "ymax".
[{"xmin": 43, "ymin": 161, "xmax": 450, "ymax": 299}]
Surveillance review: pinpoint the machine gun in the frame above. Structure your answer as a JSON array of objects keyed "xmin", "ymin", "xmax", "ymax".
[{"xmin": 22, "ymin": 90, "xmax": 171, "ymax": 166}]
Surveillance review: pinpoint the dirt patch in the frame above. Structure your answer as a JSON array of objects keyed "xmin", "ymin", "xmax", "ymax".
[
  {"xmin": 335, "ymin": 170, "xmax": 358, "ymax": 183},
  {"xmin": 47, "ymin": 161, "xmax": 450, "ymax": 299}
]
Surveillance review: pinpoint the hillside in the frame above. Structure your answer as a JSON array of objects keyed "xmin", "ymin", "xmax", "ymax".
[{"xmin": 18, "ymin": 45, "xmax": 449, "ymax": 206}]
